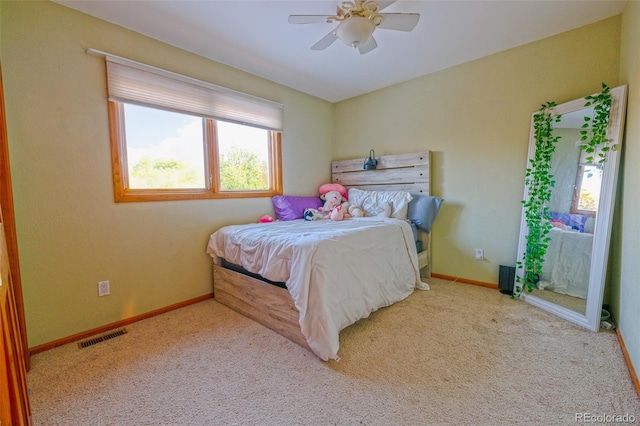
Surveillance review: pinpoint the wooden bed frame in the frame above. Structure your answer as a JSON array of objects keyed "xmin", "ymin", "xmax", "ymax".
[{"xmin": 212, "ymin": 150, "xmax": 432, "ymax": 353}]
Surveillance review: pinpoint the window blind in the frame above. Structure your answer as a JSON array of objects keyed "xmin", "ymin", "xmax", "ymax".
[{"xmin": 104, "ymin": 55, "xmax": 283, "ymax": 131}]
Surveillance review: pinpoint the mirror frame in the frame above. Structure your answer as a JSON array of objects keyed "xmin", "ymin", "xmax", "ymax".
[{"xmin": 515, "ymin": 85, "xmax": 628, "ymax": 331}]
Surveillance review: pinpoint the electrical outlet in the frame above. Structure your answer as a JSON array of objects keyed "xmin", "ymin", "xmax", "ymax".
[
  {"xmin": 98, "ymin": 280, "xmax": 110, "ymax": 297},
  {"xmin": 475, "ymin": 249, "xmax": 484, "ymax": 260}
]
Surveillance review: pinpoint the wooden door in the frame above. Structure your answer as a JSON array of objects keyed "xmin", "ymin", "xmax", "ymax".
[
  {"xmin": 0, "ymin": 63, "xmax": 31, "ymax": 424},
  {"xmin": 1, "ymin": 224, "xmax": 31, "ymax": 425}
]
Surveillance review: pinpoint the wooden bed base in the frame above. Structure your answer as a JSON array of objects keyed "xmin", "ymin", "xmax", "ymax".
[
  {"xmin": 212, "ymin": 150, "xmax": 433, "ymax": 353},
  {"xmin": 213, "ymin": 264, "xmax": 310, "ymax": 351}
]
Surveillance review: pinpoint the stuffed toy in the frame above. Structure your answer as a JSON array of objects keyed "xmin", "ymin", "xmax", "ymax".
[
  {"xmin": 320, "ymin": 190, "xmax": 346, "ymax": 214},
  {"xmin": 259, "ymin": 214, "xmax": 275, "ymax": 223},
  {"xmin": 330, "ymin": 205, "xmax": 346, "ymax": 221},
  {"xmin": 348, "ymin": 205, "xmax": 364, "ymax": 218},
  {"xmin": 319, "ymin": 183, "xmax": 351, "ymax": 220},
  {"xmin": 303, "ymin": 208, "xmax": 323, "ymax": 221},
  {"xmin": 319, "ymin": 183, "xmax": 347, "ymax": 200},
  {"xmin": 303, "ymin": 184, "xmax": 353, "ymax": 221}
]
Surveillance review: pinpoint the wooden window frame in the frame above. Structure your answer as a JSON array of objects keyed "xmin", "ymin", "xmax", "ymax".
[{"xmin": 108, "ymin": 102, "xmax": 282, "ymax": 203}]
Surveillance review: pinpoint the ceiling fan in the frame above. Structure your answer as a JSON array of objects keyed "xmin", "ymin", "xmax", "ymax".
[{"xmin": 288, "ymin": 0, "xmax": 420, "ymax": 55}]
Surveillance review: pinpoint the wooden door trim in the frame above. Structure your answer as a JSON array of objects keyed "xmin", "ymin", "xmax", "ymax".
[{"xmin": 0, "ymin": 63, "xmax": 30, "ymax": 371}]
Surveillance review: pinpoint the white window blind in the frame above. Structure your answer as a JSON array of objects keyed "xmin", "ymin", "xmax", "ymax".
[{"xmin": 104, "ymin": 55, "xmax": 283, "ymax": 131}]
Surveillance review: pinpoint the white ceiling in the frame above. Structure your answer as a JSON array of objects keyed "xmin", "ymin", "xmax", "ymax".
[{"xmin": 54, "ymin": 0, "xmax": 627, "ymax": 103}]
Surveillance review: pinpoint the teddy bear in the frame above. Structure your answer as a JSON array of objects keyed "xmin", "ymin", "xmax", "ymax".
[
  {"xmin": 320, "ymin": 190, "xmax": 346, "ymax": 214},
  {"xmin": 303, "ymin": 183, "xmax": 352, "ymax": 221},
  {"xmin": 319, "ymin": 183, "xmax": 351, "ymax": 220}
]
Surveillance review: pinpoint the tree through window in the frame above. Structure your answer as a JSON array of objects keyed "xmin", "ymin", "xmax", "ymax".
[{"xmin": 102, "ymin": 54, "xmax": 283, "ymax": 202}]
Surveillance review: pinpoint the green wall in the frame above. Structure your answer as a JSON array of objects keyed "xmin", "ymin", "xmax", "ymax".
[
  {"xmin": 334, "ymin": 16, "xmax": 621, "ymax": 285},
  {"xmin": 1, "ymin": 1, "xmax": 334, "ymax": 347},
  {"xmin": 616, "ymin": 0, "xmax": 640, "ymax": 383},
  {"xmin": 2, "ymin": 1, "xmax": 638, "ymax": 387}
]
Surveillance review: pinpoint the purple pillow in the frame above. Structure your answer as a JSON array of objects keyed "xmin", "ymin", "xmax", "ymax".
[
  {"xmin": 549, "ymin": 212, "xmax": 589, "ymax": 232},
  {"xmin": 272, "ymin": 195, "xmax": 322, "ymax": 221}
]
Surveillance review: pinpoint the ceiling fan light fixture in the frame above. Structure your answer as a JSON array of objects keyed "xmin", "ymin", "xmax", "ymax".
[
  {"xmin": 335, "ymin": 16, "xmax": 375, "ymax": 48},
  {"xmin": 289, "ymin": 0, "xmax": 419, "ymax": 54}
]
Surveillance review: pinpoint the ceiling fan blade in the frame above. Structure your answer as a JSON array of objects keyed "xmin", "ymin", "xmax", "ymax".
[
  {"xmin": 311, "ymin": 31, "xmax": 339, "ymax": 50},
  {"xmin": 288, "ymin": 15, "xmax": 331, "ymax": 24},
  {"xmin": 358, "ymin": 36, "xmax": 378, "ymax": 55},
  {"xmin": 374, "ymin": 1, "xmax": 397, "ymax": 12},
  {"xmin": 378, "ymin": 13, "xmax": 420, "ymax": 32}
]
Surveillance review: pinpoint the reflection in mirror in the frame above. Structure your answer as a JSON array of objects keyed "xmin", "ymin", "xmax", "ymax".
[
  {"xmin": 515, "ymin": 85, "xmax": 627, "ymax": 331},
  {"xmin": 529, "ymin": 107, "xmax": 597, "ymax": 316}
]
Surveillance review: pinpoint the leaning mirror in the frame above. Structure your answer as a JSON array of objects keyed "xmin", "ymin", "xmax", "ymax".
[{"xmin": 515, "ymin": 85, "xmax": 628, "ymax": 331}]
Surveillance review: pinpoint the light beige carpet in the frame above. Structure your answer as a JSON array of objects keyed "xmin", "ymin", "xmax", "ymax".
[{"xmin": 27, "ymin": 278, "xmax": 639, "ymax": 425}]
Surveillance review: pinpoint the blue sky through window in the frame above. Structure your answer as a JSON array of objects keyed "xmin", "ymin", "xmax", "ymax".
[{"xmin": 122, "ymin": 103, "xmax": 271, "ymax": 190}]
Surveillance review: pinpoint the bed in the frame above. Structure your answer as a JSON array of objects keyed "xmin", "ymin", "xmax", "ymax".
[
  {"xmin": 538, "ymin": 227, "xmax": 593, "ymax": 299},
  {"xmin": 206, "ymin": 151, "xmax": 439, "ymax": 361}
]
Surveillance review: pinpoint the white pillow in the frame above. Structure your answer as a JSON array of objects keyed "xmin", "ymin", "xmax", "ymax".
[
  {"xmin": 364, "ymin": 201, "xmax": 392, "ymax": 218},
  {"xmin": 348, "ymin": 188, "xmax": 413, "ymax": 219}
]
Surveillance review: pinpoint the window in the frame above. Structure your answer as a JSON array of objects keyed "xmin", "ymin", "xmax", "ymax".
[
  {"xmin": 104, "ymin": 54, "xmax": 283, "ymax": 202},
  {"xmin": 571, "ymin": 164, "xmax": 601, "ymax": 216}
]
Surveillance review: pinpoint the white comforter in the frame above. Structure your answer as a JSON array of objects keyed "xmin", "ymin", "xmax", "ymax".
[
  {"xmin": 206, "ymin": 217, "xmax": 428, "ymax": 361},
  {"xmin": 539, "ymin": 227, "xmax": 593, "ymax": 299}
]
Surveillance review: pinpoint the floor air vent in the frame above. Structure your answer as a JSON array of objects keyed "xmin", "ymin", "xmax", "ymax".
[{"xmin": 78, "ymin": 328, "xmax": 128, "ymax": 349}]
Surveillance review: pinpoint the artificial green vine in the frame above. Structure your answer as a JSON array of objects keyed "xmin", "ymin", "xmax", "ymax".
[
  {"xmin": 515, "ymin": 84, "xmax": 614, "ymax": 297},
  {"xmin": 515, "ymin": 102, "xmax": 562, "ymax": 296},
  {"xmin": 513, "ymin": 83, "xmax": 615, "ymax": 298},
  {"xmin": 580, "ymin": 83, "xmax": 613, "ymax": 165}
]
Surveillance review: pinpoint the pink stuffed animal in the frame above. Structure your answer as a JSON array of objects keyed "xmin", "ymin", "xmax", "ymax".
[
  {"xmin": 258, "ymin": 214, "xmax": 275, "ymax": 223},
  {"xmin": 320, "ymin": 190, "xmax": 345, "ymax": 214},
  {"xmin": 319, "ymin": 183, "xmax": 347, "ymax": 199},
  {"xmin": 319, "ymin": 184, "xmax": 351, "ymax": 220},
  {"xmin": 330, "ymin": 205, "xmax": 345, "ymax": 221}
]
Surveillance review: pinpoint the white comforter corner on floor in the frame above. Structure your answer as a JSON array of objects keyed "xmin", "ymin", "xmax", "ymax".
[
  {"xmin": 539, "ymin": 227, "xmax": 593, "ymax": 299},
  {"xmin": 206, "ymin": 217, "xmax": 427, "ymax": 361}
]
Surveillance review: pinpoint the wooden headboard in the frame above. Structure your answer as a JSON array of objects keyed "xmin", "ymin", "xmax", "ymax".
[
  {"xmin": 331, "ymin": 151, "xmax": 430, "ymax": 195},
  {"xmin": 331, "ymin": 150, "xmax": 432, "ymax": 277}
]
